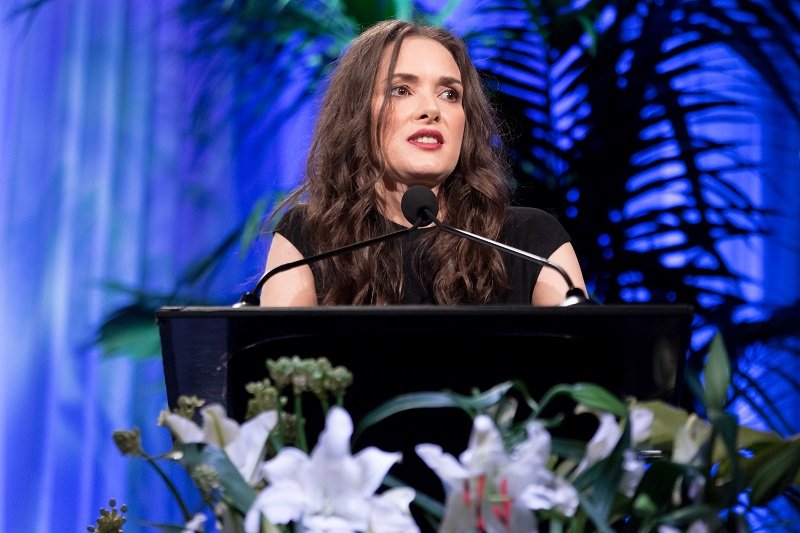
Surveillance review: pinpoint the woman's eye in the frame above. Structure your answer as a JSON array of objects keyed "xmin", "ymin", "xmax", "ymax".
[
  {"xmin": 390, "ymin": 86, "xmax": 410, "ymax": 96},
  {"xmin": 440, "ymin": 88, "xmax": 460, "ymax": 101}
]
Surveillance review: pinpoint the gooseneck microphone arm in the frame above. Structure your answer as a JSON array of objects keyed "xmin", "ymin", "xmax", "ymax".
[
  {"xmin": 234, "ymin": 218, "xmax": 426, "ymax": 307},
  {"xmin": 434, "ymin": 220, "xmax": 578, "ymax": 291},
  {"xmin": 431, "ymin": 217, "xmax": 589, "ymax": 304},
  {"xmin": 400, "ymin": 185, "xmax": 591, "ymax": 306}
]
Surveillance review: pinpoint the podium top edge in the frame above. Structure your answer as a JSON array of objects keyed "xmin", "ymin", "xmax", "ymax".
[{"xmin": 156, "ymin": 303, "xmax": 695, "ymax": 318}]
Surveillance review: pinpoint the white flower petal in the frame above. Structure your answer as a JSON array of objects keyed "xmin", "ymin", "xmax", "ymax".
[
  {"xmin": 262, "ymin": 447, "xmax": 311, "ymax": 484},
  {"xmin": 620, "ymin": 449, "xmax": 645, "ymax": 497},
  {"xmin": 246, "ymin": 481, "xmax": 307, "ymax": 528},
  {"xmin": 375, "ymin": 487, "xmax": 416, "ymax": 509},
  {"xmin": 303, "ymin": 513, "xmax": 358, "ymax": 533},
  {"xmin": 163, "ymin": 413, "xmax": 204, "ymax": 443},
  {"xmin": 367, "ymin": 488, "xmax": 419, "ymax": 533},
  {"xmin": 518, "ymin": 476, "xmax": 578, "ymax": 517},
  {"xmin": 353, "ymin": 447, "xmax": 401, "ymax": 497},
  {"xmin": 200, "ymin": 404, "xmax": 240, "ymax": 447},
  {"xmin": 225, "ymin": 410, "xmax": 278, "ymax": 483},
  {"xmin": 315, "ymin": 406, "xmax": 353, "ymax": 460},
  {"xmin": 439, "ymin": 491, "xmax": 479, "ymax": 533},
  {"xmin": 575, "ymin": 412, "xmax": 621, "ymax": 474},
  {"xmin": 415, "ymin": 444, "xmax": 469, "ymax": 487},
  {"xmin": 506, "ymin": 421, "xmax": 552, "ymax": 495},
  {"xmin": 459, "ymin": 415, "xmax": 506, "ymax": 475},
  {"xmin": 256, "ymin": 407, "xmax": 405, "ymax": 530},
  {"xmin": 630, "ymin": 407, "xmax": 654, "ymax": 444},
  {"xmin": 673, "ymin": 414, "xmax": 707, "ymax": 464}
]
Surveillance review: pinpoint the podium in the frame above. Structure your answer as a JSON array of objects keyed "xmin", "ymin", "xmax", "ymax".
[
  {"xmin": 157, "ymin": 303, "xmax": 692, "ymax": 422},
  {"xmin": 157, "ymin": 304, "xmax": 693, "ymax": 513}
]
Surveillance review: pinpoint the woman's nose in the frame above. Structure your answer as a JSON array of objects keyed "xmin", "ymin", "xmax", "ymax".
[{"xmin": 414, "ymin": 95, "xmax": 440, "ymax": 122}]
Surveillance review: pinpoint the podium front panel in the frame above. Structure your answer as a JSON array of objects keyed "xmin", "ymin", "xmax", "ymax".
[{"xmin": 156, "ymin": 304, "xmax": 693, "ymax": 423}]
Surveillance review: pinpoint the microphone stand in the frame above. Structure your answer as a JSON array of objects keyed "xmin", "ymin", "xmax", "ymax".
[
  {"xmin": 429, "ymin": 214, "xmax": 591, "ymax": 306},
  {"xmin": 234, "ymin": 220, "xmax": 425, "ymax": 307}
]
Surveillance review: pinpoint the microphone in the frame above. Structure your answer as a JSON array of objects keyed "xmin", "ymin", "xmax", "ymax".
[
  {"xmin": 234, "ymin": 190, "xmax": 433, "ymax": 307},
  {"xmin": 400, "ymin": 185, "xmax": 591, "ymax": 306}
]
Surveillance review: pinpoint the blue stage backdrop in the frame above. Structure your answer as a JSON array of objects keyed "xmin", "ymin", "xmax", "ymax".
[{"xmin": 1, "ymin": 0, "xmax": 798, "ymax": 531}]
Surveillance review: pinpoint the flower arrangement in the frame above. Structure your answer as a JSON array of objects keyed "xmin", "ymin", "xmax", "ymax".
[{"xmin": 97, "ymin": 334, "xmax": 800, "ymax": 532}]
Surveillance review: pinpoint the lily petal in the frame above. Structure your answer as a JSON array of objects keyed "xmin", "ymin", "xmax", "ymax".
[
  {"xmin": 459, "ymin": 415, "xmax": 506, "ymax": 475},
  {"xmin": 245, "ymin": 480, "xmax": 307, "ymax": 531},
  {"xmin": 354, "ymin": 447, "xmax": 401, "ymax": 497},
  {"xmin": 630, "ymin": 407, "xmax": 654, "ymax": 444},
  {"xmin": 368, "ymin": 488, "xmax": 420, "ymax": 533},
  {"xmin": 200, "ymin": 404, "xmax": 240, "ymax": 447},
  {"xmin": 415, "ymin": 444, "xmax": 469, "ymax": 486},
  {"xmin": 226, "ymin": 410, "xmax": 278, "ymax": 483},
  {"xmin": 163, "ymin": 413, "xmax": 204, "ymax": 443}
]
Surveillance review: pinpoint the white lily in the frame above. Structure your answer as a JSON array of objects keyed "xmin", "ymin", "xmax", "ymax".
[
  {"xmin": 574, "ymin": 412, "xmax": 622, "ymax": 474},
  {"xmin": 671, "ymin": 414, "xmax": 709, "ymax": 503},
  {"xmin": 244, "ymin": 406, "xmax": 418, "ymax": 533},
  {"xmin": 416, "ymin": 415, "xmax": 577, "ymax": 533},
  {"xmin": 672, "ymin": 414, "xmax": 708, "ymax": 465},
  {"xmin": 161, "ymin": 403, "xmax": 278, "ymax": 484},
  {"xmin": 571, "ymin": 406, "xmax": 653, "ymax": 498}
]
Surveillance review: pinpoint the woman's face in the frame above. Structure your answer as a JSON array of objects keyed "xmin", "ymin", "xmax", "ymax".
[{"xmin": 373, "ymin": 36, "xmax": 466, "ymax": 190}]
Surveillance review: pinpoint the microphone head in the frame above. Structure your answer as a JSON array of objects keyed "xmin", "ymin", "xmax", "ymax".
[{"xmin": 401, "ymin": 185, "xmax": 439, "ymax": 226}]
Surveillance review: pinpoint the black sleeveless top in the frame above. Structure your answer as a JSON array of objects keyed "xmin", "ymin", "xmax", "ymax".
[{"xmin": 275, "ymin": 205, "xmax": 571, "ymax": 304}]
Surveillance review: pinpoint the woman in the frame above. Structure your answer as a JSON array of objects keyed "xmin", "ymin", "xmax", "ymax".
[{"xmin": 260, "ymin": 20, "xmax": 586, "ymax": 307}]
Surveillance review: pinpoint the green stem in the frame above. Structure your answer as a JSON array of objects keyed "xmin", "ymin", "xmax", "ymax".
[
  {"xmin": 536, "ymin": 385, "xmax": 573, "ymax": 417},
  {"xmin": 294, "ymin": 394, "xmax": 308, "ymax": 452},
  {"xmin": 143, "ymin": 453, "xmax": 192, "ymax": 522}
]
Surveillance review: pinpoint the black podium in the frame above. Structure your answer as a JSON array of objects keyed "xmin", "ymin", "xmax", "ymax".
[
  {"xmin": 157, "ymin": 304, "xmax": 691, "ymax": 422},
  {"xmin": 156, "ymin": 304, "xmax": 693, "ymax": 515}
]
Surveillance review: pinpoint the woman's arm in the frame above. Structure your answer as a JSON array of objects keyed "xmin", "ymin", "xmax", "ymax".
[
  {"xmin": 259, "ymin": 233, "xmax": 318, "ymax": 307},
  {"xmin": 531, "ymin": 242, "xmax": 587, "ymax": 306}
]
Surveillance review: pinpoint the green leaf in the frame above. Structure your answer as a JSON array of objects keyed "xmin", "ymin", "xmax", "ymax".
[
  {"xmin": 550, "ymin": 436, "xmax": 586, "ymax": 461},
  {"xmin": 238, "ymin": 196, "xmax": 271, "ymax": 254},
  {"xmin": 576, "ymin": 492, "xmax": 616, "ymax": 533},
  {"xmin": 573, "ymin": 422, "xmax": 630, "ymax": 524},
  {"xmin": 651, "ymin": 503, "xmax": 720, "ymax": 530},
  {"xmin": 703, "ymin": 333, "xmax": 731, "ymax": 413},
  {"xmin": 96, "ymin": 303, "xmax": 161, "ymax": 359},
  {"xmin": 177, "ymin": 443, "xmax": 256, "ymax": 514},
  {"xmin": 744, "ymin": 438, "xmax": 800, "ymax": 506},
  {"xmin": 632, "ymin": 461, "xmax": 690, "ymax": 517},
  {"xmin": 570, "ymin": 383, "xmax": 627, "ymax": 417},
  {"xmin": 353, "ymin": 382, "xmax": 514, "ymax": 441},
  {"xmin": 636, "ymin": 399, "xmax": 695, "ymax": 452},
  {"xmin": 707, "ymin": 411, "xmax": 743, "ymax": 506}
]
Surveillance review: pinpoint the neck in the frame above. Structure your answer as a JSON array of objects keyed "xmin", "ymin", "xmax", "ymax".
[{"xmin": 377, "ymin": 182, "xmax": 441, "ymax": 227}]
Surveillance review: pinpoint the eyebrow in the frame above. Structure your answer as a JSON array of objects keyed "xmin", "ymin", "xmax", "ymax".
[{"xmin": 391, "ymin": 72, "xmax": 463, "ymax": 87}]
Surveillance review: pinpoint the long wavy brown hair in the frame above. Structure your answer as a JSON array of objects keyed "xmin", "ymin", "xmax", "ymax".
[{"xmin": 271, "ymin": 20, "xmax": 512, "ymax": 304}]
